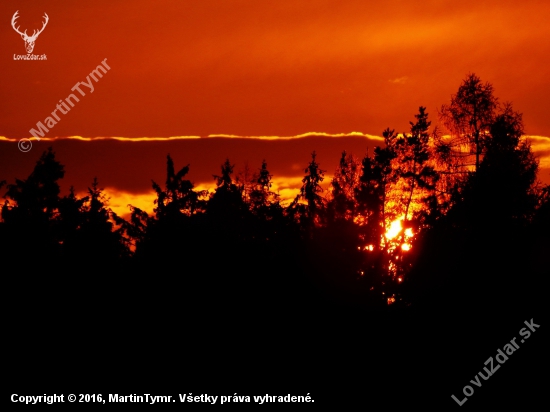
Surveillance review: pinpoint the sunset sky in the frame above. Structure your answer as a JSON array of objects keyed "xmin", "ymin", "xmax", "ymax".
[{"xmin": 1, "ymin": 0, "xmax": 549, "ymax": 217}]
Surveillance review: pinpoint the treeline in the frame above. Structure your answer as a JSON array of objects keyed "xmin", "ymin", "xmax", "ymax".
[{"xmin": 1, "ymin": 74, "xmax": 548, "ymax": 317}]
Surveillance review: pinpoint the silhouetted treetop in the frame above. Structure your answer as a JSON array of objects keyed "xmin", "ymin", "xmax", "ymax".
[
  {"xmin": 328, "ymin": 150, "xmax": 360, "ymax": 222},
  {"xmin": 152, "ymin": 154, "xmax": 206, "ymax": 219},
  {"xmin": 299, "ymin": 151, "xmax": 325, "ymax": 211},
  {"xmin": 439, "ymin": 73, "xmax": 499, "ymax": 171},
  {"xmin": 2, "ymin": 147, "xmax": 64, "ymax": 224},
  {"xmin": 249, "ymin": 160, "xmax": 280, "ymax": 211}
]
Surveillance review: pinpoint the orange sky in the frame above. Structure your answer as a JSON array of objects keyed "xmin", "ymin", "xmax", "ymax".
[{"xmin": 1, "ymin": 0, "xmax": 550, "ymax": 215}]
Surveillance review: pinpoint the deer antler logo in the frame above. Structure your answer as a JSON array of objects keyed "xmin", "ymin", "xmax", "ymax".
[{"xmin": 11, "ymin": 10, "xmax": 49, "ymax": 54}]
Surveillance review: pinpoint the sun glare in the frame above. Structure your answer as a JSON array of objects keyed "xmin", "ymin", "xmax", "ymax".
[
  {"xmin": 383, "ymin": 217, "xmax": 414, "ymax": 251},
  {"xmin": 385, "ymin": 219, "xmax": 403, "ymax": 240}
]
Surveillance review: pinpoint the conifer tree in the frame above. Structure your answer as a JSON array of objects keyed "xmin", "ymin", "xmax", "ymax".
[
  {"xmin": 329, "ymin": 151, "xmax": 360, "ymax": 222},
  {"xmin": 292, "ymin": 151, "xmax": 326, "ymax": 227},
  {"xmin": 250, "ymin": 160, "xmax": 280, "ymax": 212}
]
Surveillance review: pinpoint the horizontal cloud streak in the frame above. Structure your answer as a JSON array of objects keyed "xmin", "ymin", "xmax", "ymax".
[{"xmin": 0, "ymin": 132, "xmax": 383, "ymax": 142}]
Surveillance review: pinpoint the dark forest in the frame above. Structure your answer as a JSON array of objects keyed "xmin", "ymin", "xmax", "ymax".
[{"xmin": 3, "ymin": 74, "xmax": 547, "ymax": 407}]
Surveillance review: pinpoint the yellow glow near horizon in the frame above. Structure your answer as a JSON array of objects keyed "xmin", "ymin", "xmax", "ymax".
[{"xmin": 76, "ymin": 187, "xmax": 157, "ymax": 219}]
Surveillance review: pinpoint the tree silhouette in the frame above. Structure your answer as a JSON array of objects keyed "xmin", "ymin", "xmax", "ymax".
[
  {"xmin": 396, "ymin": 107, "xmax": 438, "ymax": 226},
  {"xmin": 328, "ymin": 151, "xmax": 360, "ymax": 222},
  {"xmin": 439, "ymin": 73, "xmax": 499, "ymax": 172},
  {"xmin": 451, "ymin": 103, "xmax": 538, "ymax": 228},
  {"xmin": 59, "ymin": 178, "xmax": 129, "ymax": 265},
  {"xmin": 290, "ymin": 151, "xmax": 326, "ymax": 229},
  {"xmin": 152, "ymin": 154, "xmax": 207, "ymax": 219},
  {"xmin": 121, "ymin": 205, "xmax": 149, "ymax": 252},
  {"xmin": 2, "ymin": 147, "xmax": 64, "ymax": 226},
  {"xmin": 249, "ymin": 160, "xmax": 282, "ymax": 218},
  {"xmin": 1, "ymin": 147, "xmax": 64, "ymax": 263},
  {"xmin": 235, "ymin": 161, "xmax": 256, "ymax": 205},
  {"xmin": 56, "ymin": 186, "xmax": 88, "ymax": 254},
  {"xmin": 351, "ymin": 131, "xmax": 399, "ymax": 301},
  {"xmin": 208, "ymin": 158, "xmax": 246, "ymax": 219},
  {"xmin": 133, "ymin": 155, "xmax": 206, "ymax": 264},
  {"xmin": 404, "ymin": 98, "xmax": 541, "ymax": 312},
  {"xmin": 355, "ymin": 128, "xmax": 399, "ymax": 246}
]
